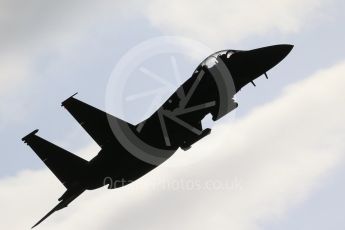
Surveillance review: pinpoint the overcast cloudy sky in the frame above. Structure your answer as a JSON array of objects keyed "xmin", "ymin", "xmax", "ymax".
[{"xmin": 1, "ymin": 0, "xmax": 345, "ymax": 229}]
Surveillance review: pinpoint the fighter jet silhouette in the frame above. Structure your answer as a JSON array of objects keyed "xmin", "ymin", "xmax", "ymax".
[{"xmin": 22, "ymin": 44, "xmax": 293, "ymax": 228}]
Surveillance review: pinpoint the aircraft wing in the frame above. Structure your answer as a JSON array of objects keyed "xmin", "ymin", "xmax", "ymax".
[
  {"xmin": 62, "ymin": 94, "xmax": 133, "ymax": 148},
  {"xmin": 22, "ymin": 130, "xmax": 88, "ymax": 189},
  {"xmin": 31, "ymin": 188, "xmax": 85, "ymax": 228}
]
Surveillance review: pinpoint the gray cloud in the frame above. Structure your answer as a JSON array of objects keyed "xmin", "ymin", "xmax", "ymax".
[{"xmin": 143, "ymin": 0, "xmax": 333, "ymax": 46}]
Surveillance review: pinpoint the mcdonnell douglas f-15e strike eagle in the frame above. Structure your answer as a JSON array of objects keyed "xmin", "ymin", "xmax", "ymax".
[{"xmin": 22, "ymin": 44, "xmax": 293, "ymax": 228}]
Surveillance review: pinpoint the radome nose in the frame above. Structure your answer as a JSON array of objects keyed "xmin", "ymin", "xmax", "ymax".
[{"xmin": 228, "ymin": 44, "xmax": 293, "ymax": 90}]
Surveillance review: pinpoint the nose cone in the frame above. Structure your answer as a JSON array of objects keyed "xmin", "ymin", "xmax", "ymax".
[{"xmin": 226, "ymin": 44, "xmax": 293, "ymax": 91}]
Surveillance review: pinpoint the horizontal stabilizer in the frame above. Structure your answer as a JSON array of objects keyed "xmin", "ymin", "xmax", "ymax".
[{"xmin": 32, "ymin": 188, "xmax": 84, "ymax": 228}]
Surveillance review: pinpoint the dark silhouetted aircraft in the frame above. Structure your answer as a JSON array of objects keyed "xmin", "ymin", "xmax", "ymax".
[{"xmin": 22, "ymin": 44, "xmax": 293, "ymax": 228}]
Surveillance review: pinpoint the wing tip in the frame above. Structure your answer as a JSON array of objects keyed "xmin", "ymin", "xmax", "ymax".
[
  {"xmin": 22, "ymin": 129, "xmax": 39, "ymax": 143},
  {"xmin": 61, "ymin": 92, "xmax": 78, "ymax": 107}
]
